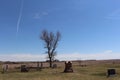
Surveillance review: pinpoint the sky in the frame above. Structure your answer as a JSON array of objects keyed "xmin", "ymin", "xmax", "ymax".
[{"xmin": 0, "ymin": 0, "xmax": 120, "ymax": 61}]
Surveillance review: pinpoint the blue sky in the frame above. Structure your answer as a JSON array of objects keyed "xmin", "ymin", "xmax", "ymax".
[{"xmin": 0, "ymin": 0, "xmax": 120, "ymax": 61}]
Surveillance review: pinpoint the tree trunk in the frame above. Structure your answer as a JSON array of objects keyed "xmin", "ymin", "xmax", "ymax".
[{"xmin": 49, "ymin": 57, "xmax": 52, "ymax": 68}]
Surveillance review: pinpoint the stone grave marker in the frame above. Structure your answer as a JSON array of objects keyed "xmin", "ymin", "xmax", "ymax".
[
  {"xmin": 107, "ymin": 69, "xmax": 116, "ymax": 77},
  {"xmin": 64, "ymin": 61, "xmax": 73, "ymax": 73},
  {"xmin": 2, "ymin": 64, "xmax": 8, "ymax": 73},
  {"xmin": 52, "ymin": 64, "xmax": 57, "ymax": 69},
  {"xmin": 21, "ymin": 65, "xmax": 29, "ymax": 72}
]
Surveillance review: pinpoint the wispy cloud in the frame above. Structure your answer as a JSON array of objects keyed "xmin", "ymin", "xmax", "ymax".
[
  {"xmin": 33, "ymin": 11, "xmax": 48, "ymax": 19},
  {"xmin": 0, "ymin": 50, "xmax": 120, "ymax": 61},
  {"xmin": 106, "ymin": 9, "xmax": 120, "ymax": 19},
  {"xmin": 33, "ymin": 8, "xmax": 62, "ymax": 19},
  {"xmin": 16, "ymin": 0, "xmax": 24, "ymax": 36}
]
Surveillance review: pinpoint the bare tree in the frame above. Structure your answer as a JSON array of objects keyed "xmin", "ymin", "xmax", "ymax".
[{"xmin": 40, "ymin": 30, "xmax": 61, "ymax": 68}]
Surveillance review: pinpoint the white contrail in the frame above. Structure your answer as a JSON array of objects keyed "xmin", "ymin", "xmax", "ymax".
[{"xmin": 16, "ymin": 0, "xmax": 24, "ymax": 36}]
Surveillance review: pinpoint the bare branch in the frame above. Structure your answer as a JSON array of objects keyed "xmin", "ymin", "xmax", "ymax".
[{"xmin": 40, "ymin": 30, "xmax": 61, "ymax": 68}]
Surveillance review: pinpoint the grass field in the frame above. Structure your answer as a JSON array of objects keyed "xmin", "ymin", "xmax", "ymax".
[{"xmin": 0, "ymin": 61, "xmax": 120, "ymax": 80}]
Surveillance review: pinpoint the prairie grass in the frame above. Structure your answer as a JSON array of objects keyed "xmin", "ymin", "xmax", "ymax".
[{"xmin": 0, "ymin": 62, "xmax": 120, "ymax": 80}]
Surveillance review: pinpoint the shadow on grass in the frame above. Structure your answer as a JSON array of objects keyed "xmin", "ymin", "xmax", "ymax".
[{"xmin": 91, "ymin": 72, "xmax": 106, "ymax": 77}]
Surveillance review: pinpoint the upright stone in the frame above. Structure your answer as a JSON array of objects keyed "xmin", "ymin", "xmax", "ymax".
[
  {"xmin": 64, "ymin": 61, "xmax": 73, "ymax": 73},
  {"xmin": 2, "ymin": 64, "xmax": 8, "ymax": 73},
  {"xmin": 41, "ymin": 62, "xmax": 43, "ymax": 69},
  {"xmin": 107, "ymin": 69, "xmax": 116, "ymax": 77},
  {"xmin": 37, "ymin": 62, "xmax": 40, "ymax": 68},
  {"xmin": 21, "ymin": 65, "xmax": 29, "ymax": 72},
  {"xmin": 36, "ymin": 62, "xmax": 41, "ymax": 71},
  {"xmin": 52, "ymin": 64, "xmax": 57, "ymax": 69}
]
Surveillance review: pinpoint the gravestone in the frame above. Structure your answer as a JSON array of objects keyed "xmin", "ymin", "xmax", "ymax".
[
  {"xmin": 37, "ymin": 62, "xmax": 40, "ymax": 68},
  {"xmin": 64, "ymin": 61, "xmax": 73, "ymax": 73},
  {"xmin": 2, "ymin": 64, "xmax": 8, "ymax": 73},
  {"xmin": 21, "ymin": 65, "xmax": 29, "ymax": 72},
  {"xmin": 52, "ymin": 64, "xmax": 57, "ymax": 69},
  {"xmin": 107, "ymin": 69, "xmax": 116, "ymax": 77},
  {"xmin": 41, "ymin": 62, "xmax": 43, "ymax": 69},
  {"xmin": 36, "ymin": 62, "xmax": 42, "ymax": 71}
]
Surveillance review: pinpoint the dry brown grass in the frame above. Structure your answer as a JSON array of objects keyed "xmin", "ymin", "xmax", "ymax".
[{"xmin": 0, "ymin": 60, "xmax": 120, "ymax": 80}]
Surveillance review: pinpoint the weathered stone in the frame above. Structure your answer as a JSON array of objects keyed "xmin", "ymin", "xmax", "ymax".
[
  {"xmin": 2, "ymin": 64, "xmax": 8, "ymax": 73},
  {"xmin": 107, "ymin": 69, "xmax": 116, "ymax": 77},
  {"xmin": 21, "ymin": 65, "xmax": 29, "ymax": 72},
  {"xmin": 64, "ymin": 61, "xmax": 73, "ymax": 73},
  {"xmin": 40, "ymin": 62, "xmax": 43, "ymax": 69},
  {"xmin": 52, "ymin": 64, "xmax": 57, "ymax": 69}
]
